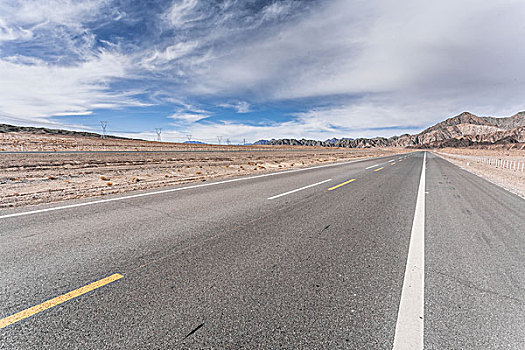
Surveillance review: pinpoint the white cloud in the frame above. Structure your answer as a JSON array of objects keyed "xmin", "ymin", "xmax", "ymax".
[
  {"xmin": 0, "ymin": 0, "xmax": 108, "ymax": 33},
  {"xmin": 168, "ymin": 112, "xmax": 209, "ymax": 123},
  {"xmin": 182, "ymin": 0, "xmax": 525, "ymax": 132},
  {"xmin": 261, "ymin": 2, "xmax": 293, "ymax": 21},
  {"xmin": 166, "ymin": 0, "xmax": 200, "ymax": 28},
  {"xmin": 218, "ymin": 101, "xmax": 250, "ymax": 113},
  {"xmin": 0, "ymin": 51, "xmax": 146, "ymax": 122},
  {"xmin": 142, "ymin": 41, "xmax": 199, "ymax": 69},
  {"xmin": 0, "ymin": 18, "xmax": 33, "ymax": 42}
]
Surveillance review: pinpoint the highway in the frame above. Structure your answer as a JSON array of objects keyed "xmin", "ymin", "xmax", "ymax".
[{"xmin": 1, "ymin": 152, "xmax": 524, "ymax": 349}]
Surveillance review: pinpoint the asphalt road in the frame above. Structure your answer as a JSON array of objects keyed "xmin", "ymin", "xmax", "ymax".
[{"xmin": 0, "ymin": 151, "xmax": 524, "ymax": 349}]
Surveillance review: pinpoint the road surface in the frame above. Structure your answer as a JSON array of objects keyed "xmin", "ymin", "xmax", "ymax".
[{"xmin": 1, "ymin": 152, "xmax": 524, "ymax": 349}]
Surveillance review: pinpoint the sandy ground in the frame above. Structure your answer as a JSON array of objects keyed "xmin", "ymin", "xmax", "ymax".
[
  {"xmin": 434, "ymin": 146, "xmax": 525, "ymax": 198},
  {"xmin": 0, "ymin": 140, "xmax": 407, "ymax": 208}
]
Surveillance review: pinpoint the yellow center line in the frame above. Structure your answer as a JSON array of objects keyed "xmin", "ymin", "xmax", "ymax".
[
  {"xmin": 328, "ymin": 178, "xmax": 356, "ymax": 191},
  {"xmin": 392, "ymin": 162, "xmax": 396, "ymax": 165},
  {"xmin": 374, "ymin": 167, "xmax": 384, "ymax": 172},
  {"xmin": 0, "ymin": 273, "xmax": 123, "ymax": 330}
]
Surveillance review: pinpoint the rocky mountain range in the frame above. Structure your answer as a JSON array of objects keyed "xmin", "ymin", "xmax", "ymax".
[{"xmin": 255, "ymin": 112, "xmax": 525, "ymax": 148}]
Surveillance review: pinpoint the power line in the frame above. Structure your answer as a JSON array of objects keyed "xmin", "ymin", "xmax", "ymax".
[{"xmin": 100, "ymin": 121, "xmax": 107, "ymax": 139}]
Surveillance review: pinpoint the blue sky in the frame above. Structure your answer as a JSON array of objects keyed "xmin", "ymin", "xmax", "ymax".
[{"xmin": 1, "ymin": 0, "xmax": 524, "ymax": 143}]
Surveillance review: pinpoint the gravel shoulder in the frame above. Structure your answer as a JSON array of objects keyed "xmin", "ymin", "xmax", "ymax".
[{"xmin": 433, "ymin": 147, "xmax": 525, "ymax": 198}]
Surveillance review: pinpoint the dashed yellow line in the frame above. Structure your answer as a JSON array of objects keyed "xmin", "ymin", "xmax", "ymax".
[
  {"xmin": 374, "ymin": 167, "xmax": 384, "ymax": 172},
  {"xmin": 392, "ymin": 162, "xmax": 396, "ymax": 165},
  {"xmin": 0, "ymin": 273, "xmax": 123, "ymax": 330},
  {"xmin": 328, "ymin": 178, "xmax": 356, "ymax": 191}
]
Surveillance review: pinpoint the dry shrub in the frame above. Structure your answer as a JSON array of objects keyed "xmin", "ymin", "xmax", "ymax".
[
  {"xmin": 48, "ymin": 175, "xmax": 56, "ymax": 180},
  {"xmin": 164, "ymin": 174, "xmax": 169, "ymax": 178},
  {"xmin": 131, "ymin": 177, "xmax": 140, "ymax": 182},
  {"xmin": 100, "ymin": 175, "xmax": 109, "ymax": 181},
  {"xmin": 195, "ymin": 171, "xmax": 202, "ymax": 175},
  {"xmin": 278, "ymin": 164, "xmax": 282, "ymax": 168},
  {"xmin": 106, "ymin": 182, "xmax": 113, "ymax": 186}
]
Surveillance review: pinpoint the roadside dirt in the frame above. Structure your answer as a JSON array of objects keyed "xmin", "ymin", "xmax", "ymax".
[{"xmin": 434, "ymin": 147, "xmax": 525, "ymax": 198}]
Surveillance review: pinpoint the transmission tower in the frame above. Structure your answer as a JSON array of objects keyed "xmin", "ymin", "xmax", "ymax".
[
  {"xmin": 226, "ymin": 138, "xmax": 231, "ymax": 145},
  {"xmin": 100, "ymin": 121, "xmax": 107, "ymax": 139},
  {"xmin": 155, "ymin": 128, "xmax": 162, "ymax": 142},
  {"xmin": 217, "ymin": 136, "xmax": 222, "ymax": 145},
  {"xmin": 187, "ymin": 134, "xmax": 192, "ymax": 142}
]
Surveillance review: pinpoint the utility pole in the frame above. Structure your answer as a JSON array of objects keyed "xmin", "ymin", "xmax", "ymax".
[
  {"xmin": 155, "ymin": 128, "xmax": 162, "ymax": 142},
  {"xmin": 100, "ymin": 121, "xmax": 107, "ymax": 139},
  {"xmin": 243, "ymin": 138, "xmax": 246, "ymax": 146},
  {"xmin": 217, "ymin": 136, "xmax": 222, "ymax": 145},
  {"xmin": 226, "ymin": 138, "xmax": 231, "ymax": 145}
]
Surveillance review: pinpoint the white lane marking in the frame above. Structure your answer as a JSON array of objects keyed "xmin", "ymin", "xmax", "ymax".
[
  {"xmin": 0, "ymin": 154, "xmax": 409, "ymax": 220},
  {"xmin": 388, "ymin": 159, "xmax": 395, "ymax": 163},
  {"xmin": 393, "ymin": 151, "xmax": 426, "ymax": 350},
  {"xmin": 267, "ymin": 179, "xmax": 332, "ymax": 200},
  {"xmin": 365, "ymin": 164, "xmax": 380, "ymax": 170}
]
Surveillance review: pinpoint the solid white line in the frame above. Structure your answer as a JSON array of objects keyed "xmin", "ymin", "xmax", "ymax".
[
  {"xmin": 393, "ymin": 151, "xmax": 426, "ymax": 350},
  {"xmin": 267, "ymin": 179, "xmax": 332, "ymax": 200},
  {"xmin": 365, "ymin": 164, "xmax": 380, "ymax": 170},
  {"xmin": 0, "ymin": 154, "xmax": 406, "ymax": 220}
]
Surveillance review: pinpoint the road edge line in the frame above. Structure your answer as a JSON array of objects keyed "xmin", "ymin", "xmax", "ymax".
[{"xmin": 393, "ymin": 151, "xmax": 426, "ymax": 349}]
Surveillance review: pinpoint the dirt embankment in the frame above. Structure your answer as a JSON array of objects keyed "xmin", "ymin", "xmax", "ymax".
[
  {"xmin": 434, "ymin": 145, "xmax": 525, "ymax": 198},
  {"xmin": 0, "ymin": 146, "xmax": 407, "ymax": 208}
]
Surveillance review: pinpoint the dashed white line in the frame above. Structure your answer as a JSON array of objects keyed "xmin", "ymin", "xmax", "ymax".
[
  {"xmin": 389, "ymin": 159, "xmax": 395, "ymax": 163},
  {"xmin": 365, "ymin": 164, "xmax": 380, "ymax": 170},
  {"xmin": 393, "ymin": 152, "xmax": 426, "ymax": 350},
  {"xmin": 267, "ymin": 179, "xmax": 332, "ymax": 200}
]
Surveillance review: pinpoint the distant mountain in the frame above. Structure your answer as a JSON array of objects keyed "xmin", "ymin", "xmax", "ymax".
[
  {"xmin": 184, "ymin": 140, "xmax": 207, "ymax": 144},
  {"xmin": 0, "ymin": 124, "xmax": 129, "ymax": 140},
  {"xmin": 261, "ymin": 112, "xmax": 525, "ymax": 148},
  {"xmin": 253, "ymin": 139, "xmax": 272, "ymax": 145}
]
